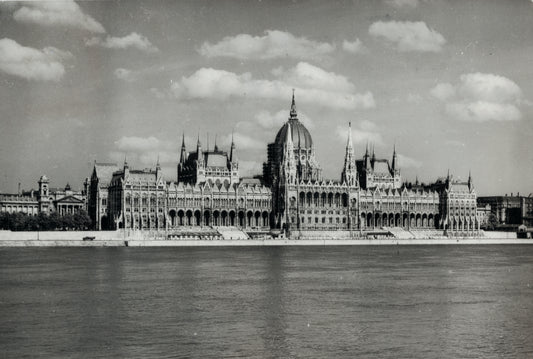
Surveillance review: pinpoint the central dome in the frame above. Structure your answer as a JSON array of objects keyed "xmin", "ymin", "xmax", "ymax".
[
  {"xmin": 275, "ymin": 119, "xmax": 313, "ymax": 149},
  {"xmin": 274, "ymin": 93, "xmax": 313, "ymax": 149}
]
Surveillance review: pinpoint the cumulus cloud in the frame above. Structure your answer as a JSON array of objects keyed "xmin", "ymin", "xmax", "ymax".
[
  {"xmin": 252, "ymin": 109, "xmax": 314, "ymax": 130},
  {"xmin": 0, "ymin": 38, "xmax": 72, "ymax": 81},
  {"xmin": 198, "ymin": 30, "xmax": 335, "ymax": 60},
  {"xmin": 10, "ymin": 1, "xmax": 105, "ymax": 33},
  {"xmin": 432, "ymin": 73, "xmax": 524, "ymax": 122},
  {"xmin": 171, "ymin": 63, "xmax": 375, "ymax": 110},
  {"xmin": 430, "ymin": 83, "xmax": 455, "ymax": 101},
  {"xmin": 336, "ymin": 120, "xmax": 384, "ymax": 146},
  {"xmin": 220, "ymin": 132, "xmax": 265, "ymax": 151},
  {"xmin": 86, "ymin": 32, "xmax": 158, "ymax": 53},
  {"xmin": 342, "ymin": 39, "xmax": 365, "ymax": 54},
  {"xmin": 110, "ymin": 135, "xmax": 179, "ymax": 172},
  {"xmin": 369, "ymin": 21, "xmax": 445, "ymax": 52}
]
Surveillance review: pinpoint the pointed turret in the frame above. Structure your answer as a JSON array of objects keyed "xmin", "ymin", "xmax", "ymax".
[
  {"xmin": 229, "ymin": 131, "xmax": 236, "ymax": 162},
  {"xmin": 468, "ymin": 170, "xmax": 473, "ymax": 190},
  {"xmin": 282, "ymin": 119, "xmax": 296, "ymax": 184},
  {"xmin": 289, "ymin": 89, "xmax": 298, "ymax": 120},
  {"xmin": 196, "ymin": 134, "xmax": 203, "ymax": 162},
  {"xmin": 342, "ymin": 122, "xmax": 357, "ymax": 186},
  {"xmin": 391, "ymin": 144, "xmax": 398, "ymax": 172},
  {"xmin": 214, "ymin": 134, "xmax": 219, "ymax": 152},
  {"xmin": 123, "ymin": 154, "xmax": 129, "ymax": 176},
  {"xmin": 180, "ymin": 133, "xmax": 187, "ymax": 164},
  {"xmin": 156, "ymin": 154, "xmax": 161, "ymax": 171}
]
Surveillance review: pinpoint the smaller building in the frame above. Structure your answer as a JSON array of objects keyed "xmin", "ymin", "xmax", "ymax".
[
  {"xmin": 0, "ymin": 176, "xmax": 86, "ymax": 216},
  {"xmin": 477, "ymin": 194, "xmax": 533, "ymax": 227}
]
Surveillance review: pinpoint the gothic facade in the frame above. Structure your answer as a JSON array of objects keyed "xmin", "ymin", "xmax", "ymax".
[
  {"xmin": 264, "ymin": 94, "xmax": 480, "ymax": 236},
  {"xmin": 89, "ymin": 93, "xmax": 480, "ymax": 237},
  {"xmin": 93, "ymin": 137, "xmax": 272, "ymax": 231}
]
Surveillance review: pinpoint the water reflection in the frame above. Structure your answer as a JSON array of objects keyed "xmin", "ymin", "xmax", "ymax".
[{"xmin": 1, "ymin": 246, "xmax": 533, "ymax": 358}]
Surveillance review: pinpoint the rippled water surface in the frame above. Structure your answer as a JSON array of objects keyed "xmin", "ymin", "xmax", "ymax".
[{"xmin": 1, "ymin": 245, "xmax": 533, "ymax": 358}]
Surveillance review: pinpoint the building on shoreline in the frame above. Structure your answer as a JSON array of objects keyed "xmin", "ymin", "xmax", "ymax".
[
  {"xmin": 91, "ymin": 137, "xmax": 272, "ymax": 231},
  {"xmin": 478, "ymin": 194, "xmax": 533, "ymax": 227},
  {"xmin": 87, "ymin": 93, "xmax": 480, "ymax": 236},
  {"xmin": 264, "ymin": 93, "xmax": 479, "ymax": 236},
  {"xmin": 0, "ymin": 175, "xmax": 86, "ymax": 216}
]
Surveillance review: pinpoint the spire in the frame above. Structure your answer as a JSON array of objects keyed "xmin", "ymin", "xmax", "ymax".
[
  {"xmin": 468, "ymin": 170, "xmax": 473, "ymax": 190},
  {"xmin": 230, "ymin": 130, "xmax": 236, "ymax": 162},
  {"xmin": 289, "ymin": 89, "xmax": 298, "ymax": 120},
  {"xmin": 156, "ymin": 154, "xmax": 161, "ymax": 170},
  {"xmin": 342, "ymin": 122, "xmax": 357, "ymax": 186},
  {"xmin": 346, "ymin": 122, "xmax": 353, "ymax": 150},
  {"xmin": 180, "ymin": 133, "xmax": 187, "ymax": 164},
  {"xmin": 196, "ymin": 133, "xmax": 203, "ymax": 161},
  {"xmin": 391, "ymin": 143, "xmax": 398, "ymax": 171},
  {"xmin": 214, "ymin": 134, "xmax": 219, "ymax": 152},
  {"xmin": 124, "ymin": 154, "xmax": 128, "ymax": 169},
  {"xmin": 371, "ymin": 144, "xmax": 376, "ymax": 161},
  {"xmin": 365, "ymin": 141, "xmax": 369, "ymax": 157}
]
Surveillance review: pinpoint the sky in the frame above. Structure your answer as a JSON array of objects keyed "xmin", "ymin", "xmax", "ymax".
[{"xmin": 0, "ymin": 0, "xmax": 532, "ymax": 196}]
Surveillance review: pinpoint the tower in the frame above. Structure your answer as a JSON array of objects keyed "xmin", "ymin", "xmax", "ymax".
[
  {"xmin": 341, "ymin": 122, "xmax": 357, "ymax": 186},
  {"xmin": 38, "ymin": 175, "xmax": 50, "ymax": 214}
]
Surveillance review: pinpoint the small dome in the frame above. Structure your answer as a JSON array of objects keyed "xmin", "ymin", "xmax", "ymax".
[
  {"xmin": 39, "ymin": 175, "xmax": 48, "ymax": 182},
  {"xmin": 275, "ymin": 119, "xmax": 313, "ymax": 149}
]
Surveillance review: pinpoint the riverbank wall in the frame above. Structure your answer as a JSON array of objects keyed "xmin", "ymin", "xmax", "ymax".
[{"xmin": 0, "ymin": 230, "xmax": 531, "ymax": 246}]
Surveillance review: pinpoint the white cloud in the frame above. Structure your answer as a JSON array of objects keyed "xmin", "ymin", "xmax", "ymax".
[
  {"xmin": 385, "ymin": 0, "xmax": 419, "ymax": 8},
  {"xmin": 336, "ymin": 121, "xmax": 383, "ymax": 146},
  {"xmin": 432, "ymin": 73, "xmax": 523, "ymax": 122},
  {"xmin": 397, "ymin": 154, "xmax": 422, "ymax": 168},
  {"xmin": 115, "ymin": 136, "xmax": 163, "ymax": 152},
  {"xmin": 457, "ymin": 73, "xmax": 522, "ymax": 103},
  {"xmin": 252, "ymin": 109, "xmax": 314, "ymax": 130},
  {"xmin": 86, "ymin": 32, "xmax": 158, "ymax": 53},
  {"xmin": 198, "ymin": 30, "xmax": 335, "ymax": 60},
  {"xmin": 342, "ymin": 39, "xmax": 365, "ymax": 54},
  {"xmin": 446, "ymin": 101, "xmax": 521, "ymax": 122},
  {"xmin": 171, "ymin": 63, "xmax": 375, "ymax": 110},
  {"xmin": 111, "ymin": 135, "xmax": 178, "ymax": 170},
  {"xmin": 114, "ymin": 68, "xmax": 133, "ymax": 81},
  {"xmin": 275, "ymin": 62, "xmax": 355, "ymax": 93},
  {"xmin": 11, "ymin": 1, "xmax": 105, "ymax": 33},
  {"xmin": 220, "ymin": 132, "xmax": 265, "ymax": 150},
  {"xmin": 0, "ymin": 38, "xmax": 72, "ymax": 81},
  {"xmin": 369, "ymin": 21, "xmax": 445, "ymax": 52},
  {"xmin": 430, "ymin": 83, "xmax": 455, "ymax": 101}
]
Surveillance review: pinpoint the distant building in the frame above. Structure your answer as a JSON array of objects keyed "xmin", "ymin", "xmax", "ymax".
[
  {"xmin": 0, "ymin": 175, "xmax": 86, "ymax": 216},
  {"xmin": 477, "ymin": 195, "xmax": 533, "ymax": 227}
]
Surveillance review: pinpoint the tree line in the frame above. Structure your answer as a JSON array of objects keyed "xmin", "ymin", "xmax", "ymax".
[{"xmin": 0, "ymin": 210, "xmax": 92, "ymax": 231}]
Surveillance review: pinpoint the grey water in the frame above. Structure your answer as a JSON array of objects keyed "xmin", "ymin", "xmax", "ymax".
[{"xmin": 1, "ymin": 246, "xmax": 533, "ymax": 358}]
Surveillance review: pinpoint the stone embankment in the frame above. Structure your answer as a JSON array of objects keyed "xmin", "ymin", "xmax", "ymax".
[{"xmin": 0, "ymin": 229, "xmax": 531, "ymax": 246}]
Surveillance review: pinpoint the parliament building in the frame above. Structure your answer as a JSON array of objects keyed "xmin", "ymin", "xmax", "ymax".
[{"xmin": 88, "ymin": 94, "xmax": 480, "ymax": 237}]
